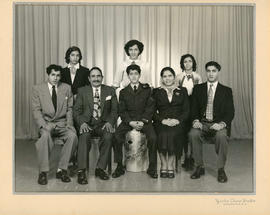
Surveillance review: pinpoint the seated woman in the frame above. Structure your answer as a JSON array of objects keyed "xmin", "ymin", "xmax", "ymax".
[
  {"xmin": 153, "ymin": 67, "xmax": 189, "ymax": 178},
  {"xmin": 113, "ymin": 39, "xmax": 151, "ymax": 89},
  {"xmin": 176, "ymin": 54, "xmax": 202, "ymax": 170}
]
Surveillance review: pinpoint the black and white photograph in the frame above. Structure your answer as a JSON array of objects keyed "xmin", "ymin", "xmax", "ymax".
[{"xmin": 14, "ymin": 2, "xmax": 254, "ymax": 194}]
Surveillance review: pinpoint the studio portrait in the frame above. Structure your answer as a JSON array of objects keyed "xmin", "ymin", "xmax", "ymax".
[{"xmin": 14, "ymin": 3, "xmax": 254, "ymax": 193}]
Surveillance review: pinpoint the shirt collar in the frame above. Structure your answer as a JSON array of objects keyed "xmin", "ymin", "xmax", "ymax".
[
  {"xmin": 130, "ymin": 83, "xmax": 139, "ymax": 89},
  {"xmin": 184, "ymin": 71, "xmax": 194, "ymax": 76},
  {"xmin": 92, "ymin": 85, "xmax": 101, "ymax": 92},
  {"xmin": 48, "ymin": 82, "xmax": 58, "ymax": 89},
  {"xmin": 207, "ymin": 81, "xmax": 218, "ymax": 89},
  {"xmin": 68, "ymin": 63, "xmax": 80, "ymax": 69},
  {"xmin": 127, "ymin": 58, "xmax": 141, "ymax": 64}
]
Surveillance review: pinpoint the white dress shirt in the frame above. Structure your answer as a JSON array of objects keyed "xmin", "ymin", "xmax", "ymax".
[
  {"xmin": 68, "ymin": 63, "xmax": 80, "ymax": 84},
  {"xmin": 92, "ymin": 86, "xmax": 101, "ymax": 98},
  {"xmin": 130, "ymin": 83, "xmax": 139, "ymax": 91},
  {"xmin": 48, "ymin": 82, "xmax": 58, "ymax": 96}
]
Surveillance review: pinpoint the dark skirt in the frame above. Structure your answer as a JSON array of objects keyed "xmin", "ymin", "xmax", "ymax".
[{"xmin": 154, "ymin": 123, "xmax": 184, "ymax": 156}]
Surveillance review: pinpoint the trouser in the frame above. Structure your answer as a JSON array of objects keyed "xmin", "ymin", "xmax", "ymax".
[
  {"xmin": 114, "ymin": 123, "xmax": 158, "ymax": 171},
  {"xmin": 189, "ymin": 122, "xmax": 228, "ymax": 169},
  {"xmin": 77, "ymin": 125, "xmax": 113, "ymax": 170},
  {"xmin": 35, "ymin": 128, "xmax": 78, "ymax": 172}
]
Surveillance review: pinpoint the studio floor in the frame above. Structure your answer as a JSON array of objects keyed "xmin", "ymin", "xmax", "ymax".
[{"xmin": 14, "ymin": 139, "xmax": 254, "ymax": 193}]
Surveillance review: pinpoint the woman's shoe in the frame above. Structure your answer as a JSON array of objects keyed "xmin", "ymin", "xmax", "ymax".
[
  {"xmin": 160, "ymin": 169, "xmax": 168, "ymax": 178},
  {"xmin": 167, "ymin": 170, "xmax": 175, "ymax": 178}
]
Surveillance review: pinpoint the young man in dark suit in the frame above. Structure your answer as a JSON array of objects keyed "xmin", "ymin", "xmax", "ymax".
[
  {"xmin": 61, "ymin": 46, "xmax": 90, "ymax": 99},
  {"xmin": 189, "ymin": 61, "xmax": 235, "ymax": 183},
  {"xmin": 73, "ymin": 67, "xmax": 118, "ymax": 184},
  {"xmin": 112, "ymin": 64, "xmax": 158, "ymax": 179}
]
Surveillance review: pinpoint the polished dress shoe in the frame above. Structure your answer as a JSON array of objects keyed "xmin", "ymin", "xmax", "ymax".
[
  {"xmin": 147, "ymin": 169, "xmax": 158, "ymax": 179},
  {"xmin": 190, "ymin": 166, "xmax": 205, "ymax": 179},
  {"xmin": 38, "ymin": 172, "xmax": 47, "ymax": 185},
  {"xmin": 95, "ymin": 168, "xmax": 109, "ymax": 180},
  {"xmin": 217, "ymin": 168, "xmax": 228, "ymax": 183},
  {"xmin": 77, "ymin": 169, "xmax": 88, "ymax": 185},
  {"xmin": 167, "ymin": 170, "xmax": 175, "ymax": 179},
  {"xmin": 160, "ymin": 169, "xmax": 168, "ymax": 178},
  {"xmin": 112, "ymin": 165, "xmax": 125, "ymax": 178},
  {"xmin": 56, "ymin": 169, "xmax": 71, "ymax": 183}
]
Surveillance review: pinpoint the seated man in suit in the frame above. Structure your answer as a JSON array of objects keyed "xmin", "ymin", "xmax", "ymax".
[
  {"xmin": 112, "ymin": 64, "xmax": 158, "ymax": 179},
  {"xmin": 189, "ymin": 61, "xmax": 235, "ymax": 183},
  {"xmin": 73, "ymin": 67, "xmax": 118, "ymax": 184},
  {"xmin": 61, "ymin": 46, "xmax": 90, "ymax": 100},
  {"xmin": 32, "ymin": 64, "xmax": 78, "ymax": 185}
]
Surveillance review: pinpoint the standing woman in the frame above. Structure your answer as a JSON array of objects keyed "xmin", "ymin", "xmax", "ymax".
[
  {"xmin": 61, "ymin": 46, "xmax": 90, "ymax": 100},
  {"xmin": 113, "ymin": 39, "xmax": 150, "ymax": 89},
  {"xmin": 176, "ymin": 54, "xmax": 202, "ymax": 170},
  {"xmin": 153, "ymin": 67, "xmax": 189, "ymax": 178}
]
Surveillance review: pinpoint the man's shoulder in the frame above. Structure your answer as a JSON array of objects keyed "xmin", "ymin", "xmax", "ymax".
[
  {"xmin": 101, "ymin": 84, "xmax": 116, "ymax": 93},
  {"xmin": 59, "ymin": 82, "xmax": 71, "ymax": 90},
  {"xmin": 218, "ymin": 83, "xmax": 232, "ymax": 92}
]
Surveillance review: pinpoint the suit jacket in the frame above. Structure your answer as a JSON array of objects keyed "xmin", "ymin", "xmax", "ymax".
[
  {"xmin": 61, "ymin": 65, "xmax": 90, "ymax": 95},
  {"xmin": 119, "ymin": 83, "xmax": 155, "ymax": 124},
  {"xmin": 152, "ymin": 87, "xmax": 189, "ymax": 123},
  {"xmin": 32, "ymin": 82, "xmax": 74, "ymax": 129},
  {"xmin": 73, "ymin": 84, "xmax": 118, "ymax": 128},
  {"xmin": 191, "ymin": 82, "xmax": 235, "ymax": 135}
]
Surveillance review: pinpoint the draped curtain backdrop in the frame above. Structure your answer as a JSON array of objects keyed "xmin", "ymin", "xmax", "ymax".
[{"xmin": 15, "ymin": 4, "xmax": 254, "ymax": 139}]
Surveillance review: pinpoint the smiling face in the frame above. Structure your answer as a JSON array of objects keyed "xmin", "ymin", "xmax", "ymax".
[
  {"xmin": 88, "ymin": 69, "xmax": 103, "ymax": 87},
  {"xmin": 69, "ymin": 50, "xmax": 80, "ymax": 65},
  {"xmin": 128, "ymin": 44, "xmax": 140, "ymax": 60},
  {"xmin": 128, "ymin": 69, "xmax": 141, "ymax": 84},
  {"xmin": 161, "ymin": 70, "xmax": 175, "ymax": 87},
  {"xmin": 183, "ymin": 56, "xmax": 193, "ymax": 72},
  {"xmin": 48, "ymin": 69, "xmax": 61, "ymax": 86},
  {"xmin": 206, "ymin": 65, "xmax": 219, "ymax": 83}
]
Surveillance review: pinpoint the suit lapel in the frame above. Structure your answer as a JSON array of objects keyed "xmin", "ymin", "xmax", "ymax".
[
  {"xmin": 72, "ymin": 67, "xmax": 81, "ymax": 86},
  {"xmin": 100, "ymin": 85, "xmax": 106, "ymax": 113},
  {"xmin": 54, "ymin": 82, "xmax": 65, "ymax": 118},
  {"xmin": 86, "ymin": 86, "xmax": 94, "ymax": 111},
  {"xmin": 42, "ymin": 83, "xmax": 55, "ymax": 115},
  {"xmin": 136, "ymin": 83, "xmax": 143, "ymax": 95},
  {"xmin": 213, "ymin": 83, "xmax": 223, "ymax": 112},
  {"xmin": 66, "ymin": 68, "xmax": 72, "ymax": 85},
  {"xmin": 127, "ymin": 84, "xmax": 136, "ymax": 95},
  {"xmin": 202, "ymin": 82, "xmax": 208, "ymax": 110}
]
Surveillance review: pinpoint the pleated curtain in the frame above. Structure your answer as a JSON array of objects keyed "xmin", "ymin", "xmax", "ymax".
[{"xmin": 14, "ymin": 4, "xmax": 254, "ymax": 139}]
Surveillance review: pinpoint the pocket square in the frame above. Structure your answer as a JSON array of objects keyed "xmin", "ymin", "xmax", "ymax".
[{"xmin": 105, "ymin": 96, "xmax": 112, "ymax": 101}]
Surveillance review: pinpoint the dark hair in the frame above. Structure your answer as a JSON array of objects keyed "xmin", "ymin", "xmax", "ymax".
[
  {"xmin": 65, "ymin": 46, "xmax": 82, "ymax": 64},
  {"xmin": 205, "ymin": 61, "xmax": 221, "ymax": 71},
  {"xmin": 180, "ymin": 54, "xmax": 197, "ymax": 71},
  {"xmin": 160, "ymin": 67, "xmax": 176, "ymax": 77},
  {"xmin": 126, "ymin": 64, "xmax": 141, "ymax": 75},
  {"xmin": 46, "ymin": 64, "xmax": 62, "ymax": 75},
  {"xmin": 124, "ymin": 40, "xmax": 144, "ymax": 56},
  {"xmin": 89, "ymin": 67, "xmax": 103, "ymax": 77}
]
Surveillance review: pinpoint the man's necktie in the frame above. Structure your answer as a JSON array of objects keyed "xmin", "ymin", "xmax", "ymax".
[
  {"xmin": 205, "ymin": 84, "xmax": 214, "ymax": 120},
  {"xmin": 133, "ymin": 85, "xmax": 137, "ymax": 93},
  {"xmin": 52, "ymin": 85, "xmax": 57, "ymax": 112},
  {"xmin": 93, "ymin": 88, "xmax": 101, "ymax": 120}
]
